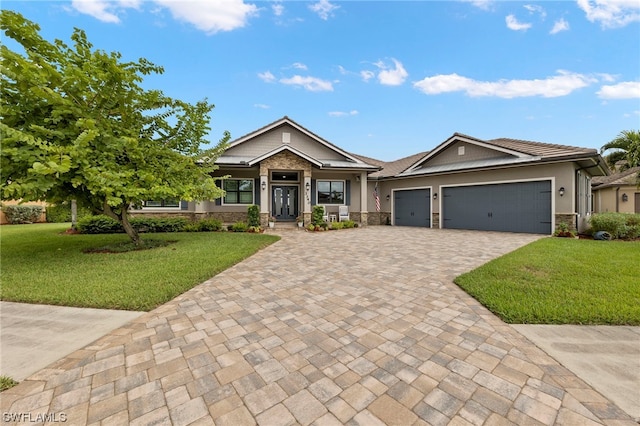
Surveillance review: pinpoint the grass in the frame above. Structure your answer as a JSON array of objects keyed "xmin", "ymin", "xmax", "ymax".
[
  {"xmin": 0, "ymin": 376, "xmax": 19, "ymax": 392},
  {"xmin": 1, "ymin": 223, "xmax": 279, "ymax": 311},
  {"xmin": 455, "ymin": 237, "xmax": 640, "ymax": 325}
]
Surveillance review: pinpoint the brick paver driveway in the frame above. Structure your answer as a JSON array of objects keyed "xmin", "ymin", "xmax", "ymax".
[{"xmin": 2, "ymin": 227, "xmax": 635, "ymax": 425}]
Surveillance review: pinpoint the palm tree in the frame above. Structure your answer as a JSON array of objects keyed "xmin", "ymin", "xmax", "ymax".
[{"xmin": 600, "ymin": 130, "xmax": 640, "ymax": 171}]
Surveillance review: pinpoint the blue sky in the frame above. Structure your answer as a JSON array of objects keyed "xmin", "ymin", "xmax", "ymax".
[{"xmin": 5, "ymin": 0, "xmax": 640, "ymax": 160}]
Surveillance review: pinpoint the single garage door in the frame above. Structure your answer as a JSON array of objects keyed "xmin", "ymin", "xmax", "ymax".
[
  {"xmin": 394, "ymin": 188, "xmax": 431, "ymax": 227},
  {"xmin": 442, "ymin": 181, "xmax": 551, "ymax": 234}
]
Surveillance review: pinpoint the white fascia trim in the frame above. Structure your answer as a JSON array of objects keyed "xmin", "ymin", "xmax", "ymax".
[
  {"xmin": 248, "ymin": 145, "xmax": 324, "ymax": 167},
  {"xmin": 404, "ymin": 135, "xmax": 533, "ymax": 174}
]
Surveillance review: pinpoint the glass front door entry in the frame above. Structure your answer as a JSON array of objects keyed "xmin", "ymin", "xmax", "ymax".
[{"xmin": 272, "ymin": 185, "xmax": 298, "ymax": 221}]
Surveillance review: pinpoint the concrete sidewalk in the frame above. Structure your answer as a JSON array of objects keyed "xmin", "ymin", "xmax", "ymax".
[
  {"xmin": 1, "ymin": 228, "xmax": 637, "ymax": 424},
  {"xmin": 0, "ymin": 302, "xmax": 143, "ymax": 381},
  {"xmin": 513, "ymin": 324, "xmax": 640, "ymax": 421}
]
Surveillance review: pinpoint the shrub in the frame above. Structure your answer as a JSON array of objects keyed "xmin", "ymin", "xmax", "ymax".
[
  {"xmin": 130, "ymin": 217, "xmax": 187, "ymax": 233},
  {"xmin": 77, "ymin": 215, "xmax": 122, "ymax": 234},
  {"xmin": 230, "ymin": 221, "xmax": 248, "ymax": 232},
  {"xmin": 331, "ymin": 221, "xmax": 344, "ymax": 230},
  {"xmin": 2, "ymin": 205, "xmax": 44, "ymax": 224},
  {"xmin": 247, "ymin": 205, "xmax": 260, "ymax": 227},
  {"xmin": 45, "ymin": 203, "xmax": 91, "ymax": 223},
  {"xmin": 197, "ymin": 218, "xmax": 223, "ymax": 232},
  {"xmin": 182, "ymin": 222, "xmax": 200, "ymax": 232},
  {"xmin": 589, "ymin": 212, "xmax": 640, "ymax": 239},
  {"xmin": 312, "ymin": 205, "xmax": 326, "ymax": 226},
  {"xmin": 342, "ymin": 220, "xmax": 356, "ymax": 229}
]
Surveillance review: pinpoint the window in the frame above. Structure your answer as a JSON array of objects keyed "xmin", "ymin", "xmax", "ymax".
[
  {"xmin": 317, "ymin": 180, "xmax": 344, "ymax": 204},
  {"xmin": 223, "ymin": 179, "xmax": 254, "ymax": 204},
  {"xmin": 143, "ymin": 200, "xmax": 179, "ymax": 208}
]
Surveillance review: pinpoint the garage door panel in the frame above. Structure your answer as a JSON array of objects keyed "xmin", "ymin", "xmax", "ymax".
[
  {"xmin": 442, "ymin": 181, "xmax": 551, "ymax": 234},
  {"xmin": 394, "ymin": 189, "xmax": 431, "ymax": 227}
]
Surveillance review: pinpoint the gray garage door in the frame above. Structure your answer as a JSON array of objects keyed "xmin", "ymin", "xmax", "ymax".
[
  {"xmin": 394, "ymin": 189, "xmax": 431, "ymax": 227},
  {"xmin": 442, "ymin": 181, "xmax": 551, "ymax": 234}
]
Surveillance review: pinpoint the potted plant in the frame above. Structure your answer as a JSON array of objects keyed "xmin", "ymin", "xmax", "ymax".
[
  {"xmin": 296, "ymin": 216, "xmax": 303, "ymax": 228},
  {"xmin": 268, "ymin": 216, "xmax": 276, "ymax": 228},
  {"xmin": 553, "ymin": 221, "xmax": 576, "ymax": 238}
]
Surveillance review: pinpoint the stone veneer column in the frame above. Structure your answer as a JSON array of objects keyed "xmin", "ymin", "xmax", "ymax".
[{"xmin": 360, "ymin": 172, "xmax": 368, "ymax": 226}]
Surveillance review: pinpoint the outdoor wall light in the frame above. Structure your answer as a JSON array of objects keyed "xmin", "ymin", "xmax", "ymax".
[
  {"xmin": 386, "ymin": 195, "xmax": 390, "ymax": 201},
  {"xmin": 261, "ymin": 181, "xmax": 266, "ymax": 190},
  {"xmin": 433, "ymin": 193, "xmax": 438, "ymax": 200},
  {"xmin": 305, "ymin": 182, "xmax": 310, "ymax": 191},
  {"xmin": 622, "ymin": 193, "xmax": 629, "ymax": 202},
  {"xmin": 559, "ymin": 187, "xmax": 565, "ymax": 197}
]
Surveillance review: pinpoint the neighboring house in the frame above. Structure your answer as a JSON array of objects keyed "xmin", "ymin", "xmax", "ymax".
[
  {"xmin": 138, "ymin": 116, "xmax": 609, "ymax": 234},
  {"xmin": 592, "ymin": 166, "xmax": 640, "ymax": 214}
]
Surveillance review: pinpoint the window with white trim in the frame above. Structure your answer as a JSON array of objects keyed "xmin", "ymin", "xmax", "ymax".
[
  {"xmin": 223, "ymin": 179, "xmax": 254, "ymax": 204},
  {"xmin": 317, "ymin": 180, "xmax": 344, "ymax": 204}
]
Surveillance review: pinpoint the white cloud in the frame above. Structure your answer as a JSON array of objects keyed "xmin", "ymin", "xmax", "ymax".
[
  {"xmin": 463, "ymin": 0, "xmax": 494, "ymax": 11},
  {"xmin": 360, "ymin": 70, "xmax": 375, "ymax": 82},
  {"xmin": 413, "ymin": 70, "xmax": 597, "ymax": 98},
  {"xmin": 550, "ymin": 18, "xmax": 570, "ymax": 34},
  {"xmin": 73, "ymin": 0, "xmax": 259, "ymax": 33},
  {"xmin": 153, "ymin": 0, "xmax": 258, "ymax": 34},
  {"xmin": 577, "ymin": 0, "xmax": 640, "ymax": 28},
  {"xmin": 329, "ymin": 110, "xmax": 358, "ymax": 117},
  {"xmin": 253, "ymin": 103, "xmax": 270, "ymax": 109},
  {"xmin": 506, "ymin": 14, "xmax": 532, "ymax": 31},
  {"xmin": 597, "ymin": 81, "xmax": 640, "ymax": 99},
  {"xmin": 309, "ymin": 0, "xmax": 339, "ymax": 20},
  {"xmin": 258, "ymin": 71, "xmax": 276, "ymax": 83},
  {"xmin": 70, "ymin": 0, "xmax": 140, "ymax": 23},
  {"xmin": 291, "ymin": 62, "xmax": 308, "ymax": 71},
  {"xmin": 272, "ymin": 2, "xmax": 284, "ymax": 17},
  {"xmin": 524, "ymin": 4, "xmax": 546, "ymax": 18},
  {"xmin": 623, "ymin": 110, "xmax": 640, "ymax": 117},
  {"xmin": 280, "ymin": 75, "xmax": 333, "ymax": 92},
  {"xmin": 374, "ymin": 59, "xmax": 408, "ymax": 86}
]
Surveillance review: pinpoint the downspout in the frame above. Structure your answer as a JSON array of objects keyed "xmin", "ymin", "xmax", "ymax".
[{"xmin": 616, "ymin": 187, "xmax": 620, "ymax": 212}]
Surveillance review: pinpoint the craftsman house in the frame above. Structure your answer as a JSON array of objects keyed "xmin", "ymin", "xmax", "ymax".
[{"xmin": 140, "ymin": 116, "xmax": 608, "ymax": 234}]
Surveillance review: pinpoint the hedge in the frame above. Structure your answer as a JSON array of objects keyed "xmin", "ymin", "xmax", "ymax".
[
  {"xmin": 76, "ymin": 215, "xmax": 223, "ymax": 234},
  {"xmin": 2, "ymin": 205, "xmax": 44, "ymax": 224},
  {"xmin": 588, "ymin": 212, "xmax": 640, "ymax": 240}
]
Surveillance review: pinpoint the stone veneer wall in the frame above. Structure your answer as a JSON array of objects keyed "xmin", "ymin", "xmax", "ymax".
[
  {"xmin": 432, "ymin": 213, "xmax": 440, "ymax": 229},
  {"xmin": 366, "ymin": 212, "xmax": 391, "ymax": 226},
  {"xmin": 260, "ymin": 151, "xmax": 312, "ymax": 178},
  {"xmin": 555, "ymin": 213, "xmax": 578, "ymax": 232}
]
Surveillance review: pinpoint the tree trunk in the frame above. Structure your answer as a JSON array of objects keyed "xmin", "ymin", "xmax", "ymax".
[{"xmin": 103, "ymin": 202, "xmax": 143, "ymax": 247}]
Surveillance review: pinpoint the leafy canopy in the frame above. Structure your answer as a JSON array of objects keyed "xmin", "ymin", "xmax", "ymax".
[
  {"xmin": 1, "ymin": 11, "xmax": 228, "ymax": 241},
  {"xmin": 600, "ymin": 130, "xmax": 640, "ymax": 171}
]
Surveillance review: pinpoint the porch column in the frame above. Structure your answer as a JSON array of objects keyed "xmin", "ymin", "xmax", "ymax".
[
  {"xmin": 260, "ymin": 175, "xmax": 269, "ymax": 215},
  {"xmin": 360, "ymin": 171, "xmax": 368, "ymax": 226},
  {"xmin": 303, "ymin": 175, "xmax": 312, "ymax": 214}
]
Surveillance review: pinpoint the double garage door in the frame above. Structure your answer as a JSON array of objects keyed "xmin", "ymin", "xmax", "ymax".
[{"xmin": 394, "ymin": 181, "xmax": 552, "ymax": 234}]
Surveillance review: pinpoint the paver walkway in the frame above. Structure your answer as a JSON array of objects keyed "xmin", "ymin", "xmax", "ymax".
[{"xmin": 1, "ymin": 227, "xmax": 635, "ymax": 425}]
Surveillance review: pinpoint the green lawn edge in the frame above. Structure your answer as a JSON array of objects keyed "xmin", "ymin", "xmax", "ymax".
[
  {"xmin": 1, "ymin": 223, "xmax": 279, "ymax": 311},
  {"xmin": 454, "ymin": 237, "xmax": 640, "ymax": 325}
]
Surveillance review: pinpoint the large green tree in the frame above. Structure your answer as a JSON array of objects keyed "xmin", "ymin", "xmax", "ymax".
[
  {"xmin": 600, "ymin": 130, "xmax": 640, "ymax": 171},
  {"xmin": 1, "ymin": 11, "xmax": 229, "ymax": 245}
]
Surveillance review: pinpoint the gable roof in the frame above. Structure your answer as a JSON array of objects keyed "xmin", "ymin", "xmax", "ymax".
[
  {"xmin": 395, "ymin": 133, "xmax": 605, "ymax": 178},
  {"xmin": 218, "ymin": 116, "xmax": 380, "ymax": 171},
  {"xmin": 592, "ymin": 166, "xmax": 640, "ymax": 188}
]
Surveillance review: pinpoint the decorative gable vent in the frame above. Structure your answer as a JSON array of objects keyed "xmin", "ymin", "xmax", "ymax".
[
  {"xmin": 458, "ymin": 146, "xmax": 465, "ymax": 156},
  {"xmin": 282, "ymin": 132, "xmax": 291, "ymax": 144}
]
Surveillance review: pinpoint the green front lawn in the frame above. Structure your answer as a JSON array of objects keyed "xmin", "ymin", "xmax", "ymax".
[
  {"xmin": 0, "ymin": 223, "xmax": 279, "ymax": 311},
  {"xmin": 455, "ymin": 237, "xmax": 640, "ymax": 325}
]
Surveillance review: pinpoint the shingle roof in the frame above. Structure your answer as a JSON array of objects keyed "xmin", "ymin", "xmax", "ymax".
[{"xmin": 592, "ymin": 166, "xmax": 640, "ymax": 188}]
